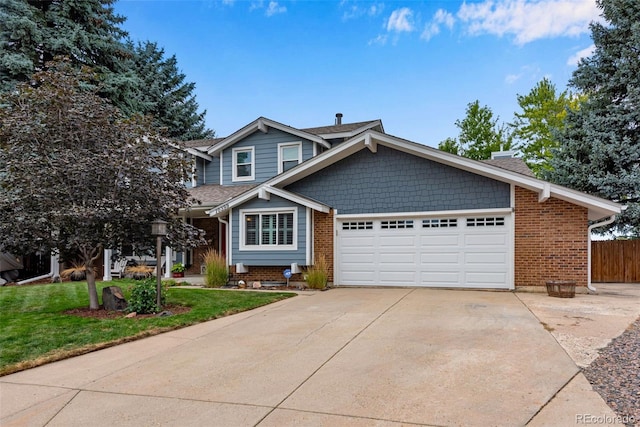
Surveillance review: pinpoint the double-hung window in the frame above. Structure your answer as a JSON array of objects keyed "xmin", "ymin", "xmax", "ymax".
[
  {"xmin": 241, "ymin": 209, "xmax": 296, "ymax": 250},
  {"xmin": 232, "ymin": 147, "xmax": 254, "ymax": 181},
  {"xmin": 278, "ymin": 142, "xmax": 302, "ymax": 173}
]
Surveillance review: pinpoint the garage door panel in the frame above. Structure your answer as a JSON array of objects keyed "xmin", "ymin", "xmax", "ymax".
[
  {"xmin": 420, "ymin": 271, "xmax": 461, "ymax": 284},
  {"xmin": 338, "ymin": 214, "xmax": 511, "ymax": 289},
  {"xmin": 421, "ymin": 253, "xmax": 460, "ymax": 264},
  {"xmin": 464, "ymin": 233, "xmax": 507, "ymax": 246},
  {"xmin": 420, "ymin": 234, "xmax": 460, "ymax": 246},
  {"xmin": 465, "ymin": 252, "xmax": 507, "ymax": 264}
]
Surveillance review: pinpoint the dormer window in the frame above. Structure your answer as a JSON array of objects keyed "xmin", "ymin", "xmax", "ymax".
[
  {"xmin": 233, "ymin": 147, "xmax": 254, "ymax": 182},
  {"xmin": 278, "ymin": 142, "xmax": 302, "ymax": 173}
]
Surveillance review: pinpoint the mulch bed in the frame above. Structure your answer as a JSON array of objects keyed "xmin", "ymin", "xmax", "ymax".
[{"xmin": 64, "ymin": 304, "xmax": 191, "ymax": 319}]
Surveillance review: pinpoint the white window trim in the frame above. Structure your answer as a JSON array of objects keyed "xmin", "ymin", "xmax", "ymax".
[
  {"xmin": 277, "ymin": 142, "xmax": 302, "ymax": 174},
  {"xmin": 232, "ymin": 147, "xmax": 255, "ymax": 182},
  {"xmin": 239, "ymin": 207, "xmax": 297, "ymax": 251}
]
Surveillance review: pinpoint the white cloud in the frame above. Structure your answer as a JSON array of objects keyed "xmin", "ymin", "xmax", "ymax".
[
  {"xmin": 505, "ymin": 73, "xmax": 522, "ymax": 84},
  {"xmin": 368, "ymin": 34, "xmax": 388, "ymax": 46},
  {"xmin": 386, "ymin": 7, "xmax": 415, "ymax": 33},
  {"xmin": 341, "ymin": 1, "xmax": 384, "ymax": 20},
  {"xmin": 421, "ymin": 9, "xmax": 455, "ymax": 41},
  {"xmin": 567, "ymin": 44, "xmax": 595, "ymax": 65},
  {"xmin": 265, "ymin": 1, "xmax": 286, "ymax": 16},
  {"xmin": 457, "ymin": 0, "xmax": 601, "ymax": 45}
]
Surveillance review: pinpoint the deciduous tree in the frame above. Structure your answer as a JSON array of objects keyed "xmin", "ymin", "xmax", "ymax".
[
  {"xmin": 438, "ymin": 100, "xmax": 513, "ymax": 160},
  {"xmin": 0, "ymin": 59, "xmax": 205, "ymax": 308}
]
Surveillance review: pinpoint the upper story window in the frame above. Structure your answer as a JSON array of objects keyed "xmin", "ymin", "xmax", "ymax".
[
  {"xmin": 232, "ymin": 147, "xmax": 254, "ymax": 182},
  {"xmin": 278, "ymin": 142, "xmax": 302, "ymax": 174}
]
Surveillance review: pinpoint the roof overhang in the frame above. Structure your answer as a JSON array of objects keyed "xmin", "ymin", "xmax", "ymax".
[
  {"xmin": 208, "ymin": 186, "xmax": 330, "ymax": 217},
  {"xmin": 207, "ymin": 117, "xmax": 331, "ymax": 156},
  {"xmin": 267, "ymin": 130, "xmax": 623, "ymax": 222}
]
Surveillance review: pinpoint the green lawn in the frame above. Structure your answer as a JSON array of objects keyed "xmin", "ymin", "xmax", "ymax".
[{"xmin": 0, "ymin": 280, "xmax": 295, "ymax": 375}]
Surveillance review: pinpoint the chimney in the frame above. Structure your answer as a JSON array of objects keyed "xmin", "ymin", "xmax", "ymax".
[{"xmin": 335, "ymin": 113, "xmax": 343, "ymax": 125}]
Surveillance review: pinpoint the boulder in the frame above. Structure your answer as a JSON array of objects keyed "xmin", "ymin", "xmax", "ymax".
[{"xmin": 102, "ymin": 286, "xmax": 128, "ymax": 311}]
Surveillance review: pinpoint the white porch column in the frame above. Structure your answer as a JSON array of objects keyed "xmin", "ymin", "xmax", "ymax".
[
  {"xmin": 164, "ymin": 246, "xmax": 173, "ymax": 278},
  {"xmin": 103, "ymin": 249, "xmax": 112, "ymax": 281}
]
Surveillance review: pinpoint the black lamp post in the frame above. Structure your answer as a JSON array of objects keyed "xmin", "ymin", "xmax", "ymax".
[{"xmin": 151, "ymin": 219, "xmax": 168, "ymax": 309}]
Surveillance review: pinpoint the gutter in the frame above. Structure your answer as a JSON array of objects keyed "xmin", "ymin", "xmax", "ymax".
[{"xmin": 587, "ymin": 215, "xmax": 617, "ymax": 292}]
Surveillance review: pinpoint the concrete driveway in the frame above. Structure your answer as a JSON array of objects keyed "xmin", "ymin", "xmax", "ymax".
[{"xmin": 1, "ymin": 286, "xmax": 637, "ymax": 426}]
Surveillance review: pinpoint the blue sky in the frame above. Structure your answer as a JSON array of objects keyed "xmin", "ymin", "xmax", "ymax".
[{"xmin": 114, "ymin": 0, "xmax": 600, "ymax": 146}]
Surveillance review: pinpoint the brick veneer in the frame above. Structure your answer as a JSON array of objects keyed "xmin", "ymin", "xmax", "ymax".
[
  {"xmin": 313, "ymin": 210, "xmax": 334, "ymax": 282},
  {"xmin": 514, "ymin": 186, "xmax": 588, "ymax": 288}
]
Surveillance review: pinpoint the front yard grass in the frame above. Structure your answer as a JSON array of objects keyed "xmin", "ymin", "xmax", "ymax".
[{"xmin": 0, "ymin": 279, "xmax": 295, "ymax": 376}]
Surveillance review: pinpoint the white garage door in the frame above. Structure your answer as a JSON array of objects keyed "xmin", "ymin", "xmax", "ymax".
[{"xmin": 337, "ymin": 214, "xmax": 512, "ymax": 289}]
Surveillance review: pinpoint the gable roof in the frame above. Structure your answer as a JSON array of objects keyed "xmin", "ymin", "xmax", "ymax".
[
  {"xmin": 206, "ymin": 117, "xmax": 331, "ymax": 156},
  {"xmin": 212, "ymin": 130, "xmax": 622, "ymax": 222}
]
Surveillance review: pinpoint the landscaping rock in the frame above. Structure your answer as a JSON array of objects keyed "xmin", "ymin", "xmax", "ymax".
[
  {"xmin": 102, "ymin": 286, "xmax": 128, "ymax": 311},
  {"xmin": 157, "ymin": 310, "xmax": 173, "ymax": 317},
  {"xmin": 125, "ymin": 312, "xmax": 137, "ymax": 318}
]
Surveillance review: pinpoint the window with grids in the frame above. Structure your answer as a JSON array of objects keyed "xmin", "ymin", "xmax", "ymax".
[
  {"xmin": 466, "ymin": 217, "xmax": 505, "ymax": 227},
  {"xmin": 279, "ymin": 143, "xmax": 302, "ymax": 173},
  {"xmin": 342, "ymin": 221, "xmax": 373, "ymax": 230},
  {"xmin": 233, "ymin": 147, "xmax": 254, "ymax": 181},
  {"xmin": 243, "ymin": 211, "xmax": 295, "ymax": 248},
  {"xmin": 381, "ymin": 220, "xmax": 414, "ymax": 229},
  {"xmin": 422, "ymin": 218, "xmax": 458, "ymax": 228}
]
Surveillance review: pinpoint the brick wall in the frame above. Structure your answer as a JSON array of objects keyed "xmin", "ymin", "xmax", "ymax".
[
  {"xmin": 514, "ymin": 186, "xmax": 588, "ymax": 288},
  {"xmin": 229, "ymin": 264, "xmax": 304, "ymax": 283},
  {"xmin": 313, "ymin": 210, "xmax": 334, "ymax": 283}
]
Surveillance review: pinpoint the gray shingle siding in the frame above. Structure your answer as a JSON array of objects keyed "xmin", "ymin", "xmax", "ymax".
[
  {"xmin": 221, "ymin": 129, "xmax": 315, "ymax": 186},
  {"xmin": 231, "ymin": 195, "xmax": 307, "ymax": 266},
  {"xmin": 286, "ymin": 145, "xmax": 510, "ymax": 214}
]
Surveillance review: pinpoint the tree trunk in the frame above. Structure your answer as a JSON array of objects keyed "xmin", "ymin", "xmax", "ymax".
[{"xmin": 86, "ymin": 268, "xmax": 99, "ymax": 310}]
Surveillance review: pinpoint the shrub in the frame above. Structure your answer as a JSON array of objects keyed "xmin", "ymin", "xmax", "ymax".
[
  {"xmin": 60, "ymin": 262, "xmax": 93, "ymax": 281},
  {"xmin": 202, "ymin": 249, "xmax": 228, "ymax": 288},
  {"xmin": 128, "ymin": 278, "xmax": 165, "ymax": 314},
  {"xmin": 305, "ymin": 254, "xmax": 329, "ymax": 290}
]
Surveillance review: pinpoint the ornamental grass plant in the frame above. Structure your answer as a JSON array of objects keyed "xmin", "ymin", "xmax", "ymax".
[
  {"xmin": 305, "ymin": 254, "xmax": 329, "ymax": 290},
  {"xmin": 202, "ymin": 249, "xmax": 228, "ymax": 288}
]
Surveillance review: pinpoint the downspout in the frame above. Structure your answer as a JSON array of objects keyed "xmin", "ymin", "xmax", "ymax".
[
  {"xmin": 587, "ymin": 215, "xmax": 616, "ymax": 293},
  {"xmin": 17, "ymin": 273, "xmax": 53, "ymax": 285}
]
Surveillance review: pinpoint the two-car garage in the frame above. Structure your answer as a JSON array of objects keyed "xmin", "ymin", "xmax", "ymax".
[{"xmin": 336, "ymin": 212, "xmax": 513, "ymax": 289}]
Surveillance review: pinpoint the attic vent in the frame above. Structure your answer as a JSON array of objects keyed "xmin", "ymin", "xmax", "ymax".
[{"xmin": 335, "ymin": 113, "xmax": 343, "ymax": 125}]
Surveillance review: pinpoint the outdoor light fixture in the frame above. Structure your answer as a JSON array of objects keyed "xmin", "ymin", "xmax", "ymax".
[{"xmin": 151, "ymin": 219, "xmax": 168, "ymax": 309}]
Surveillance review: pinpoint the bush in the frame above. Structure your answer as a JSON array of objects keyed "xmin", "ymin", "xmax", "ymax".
[
  {"xmin": 305, "ymin": 254, "xmax": 329, "ymax": 290},
  {"xmin": 202, "ymin": 249, "xmax": 228, "ymax": 288},
  {"xmin": 128, "ymin": 278, "xmax": 166, "ymax": 314},
  {"xmin": 125, "ymin": 265, "xmax": 154, "ymax": 280}
]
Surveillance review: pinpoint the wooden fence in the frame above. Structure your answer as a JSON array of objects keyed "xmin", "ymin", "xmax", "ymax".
[{"xmin": 591, "ymin": 240, "xmax": 640, "ymax": 283}]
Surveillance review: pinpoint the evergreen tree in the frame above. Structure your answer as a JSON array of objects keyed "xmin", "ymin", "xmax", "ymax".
[
  {"xmin": 547, "ymin": 0, "xmax": 640, "ymax": 236},
  {"xmin": 1, "ymin": 0, "xmax": 214, "ymax": 139},
  {"xmin": 128, "ymin": 41, "xmax": 214, "ymax": 140},
  {"xmin": 438, "ymin": 100, "xmax": 513, "ymax": 160}
]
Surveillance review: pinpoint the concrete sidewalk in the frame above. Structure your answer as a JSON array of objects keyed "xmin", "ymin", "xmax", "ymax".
[{"xmin": 1, "ymin": 284, "xmax": 639, "ymax": 426}]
